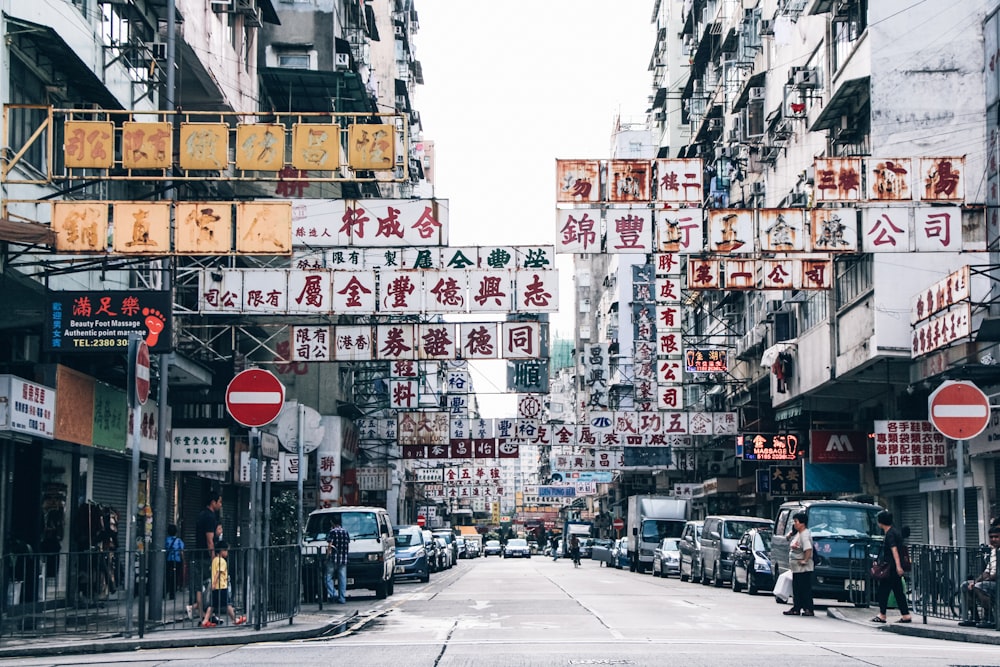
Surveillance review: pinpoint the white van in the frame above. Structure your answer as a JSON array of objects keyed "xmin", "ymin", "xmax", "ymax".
[{"xmin": 303, "ymin": 506, "xmax": 396, "ymax": 599}]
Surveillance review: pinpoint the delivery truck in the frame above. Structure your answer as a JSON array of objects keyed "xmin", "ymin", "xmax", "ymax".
[{"xmin": 626, "ymin": 495, "xmax": 690, "ymax": 573}]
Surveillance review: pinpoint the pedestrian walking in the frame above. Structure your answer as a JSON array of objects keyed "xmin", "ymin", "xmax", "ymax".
[
  {"xmin": 871, "ymin": 510, "xmax": 912, "ymax": 624},
  {"xmin": 201, "ymin": 540, "xmax": 245, "ymax": 627},
  {"xmin": 187, "ymin": 492, "xmax": 221, "ymax": 620},
  {"xmin": 570, "ymin": 535, "xmax": 581, "ymax": 568},
  {"xmin": 165, "ymin": 524, "xmax": 184, "ymax": 601},
  {"xmin": 325, "ymin": 513, "xmax": 350, "ymax": 604},
  {"xmin": 783, "ymin": 511, "xmax": 815, "ymax": 616},
  {"xmin": 550, "ymin": 534, "xmax": 560, "ymax": 561}
]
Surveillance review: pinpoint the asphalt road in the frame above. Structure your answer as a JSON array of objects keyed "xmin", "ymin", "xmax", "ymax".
[{"xmin": 4, "ymin": 555, "xmax": 1000, "ymax": 666}]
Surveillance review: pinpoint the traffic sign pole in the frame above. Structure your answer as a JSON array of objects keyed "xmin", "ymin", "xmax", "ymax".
[{"xmin": 928, "ymin": 379, "xmax": 994, "ymax": 619}]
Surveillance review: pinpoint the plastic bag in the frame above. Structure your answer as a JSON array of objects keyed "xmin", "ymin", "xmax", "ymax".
[{"xmin": 774, "ymin": 569, "xmax": 794, "ymax": 602}]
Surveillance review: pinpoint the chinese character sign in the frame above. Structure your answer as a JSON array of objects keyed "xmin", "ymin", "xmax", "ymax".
[{"xmin": 873, "ymin": 420, "xmax": 946, "ymax": 467}]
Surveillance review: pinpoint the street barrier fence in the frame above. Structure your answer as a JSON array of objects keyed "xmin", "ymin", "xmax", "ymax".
[{"xmin": 0, "ymin": 544, "xmax": 300, "ymax": 643}]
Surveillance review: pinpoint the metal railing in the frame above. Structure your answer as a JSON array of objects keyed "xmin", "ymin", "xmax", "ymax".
[
  {"xmin": 1, "ymin": 544, "xmax": 300, "ymax": 643},
  {"xmin": 909, "ymin": 544, "xmax": 997, "ymax": 628}
]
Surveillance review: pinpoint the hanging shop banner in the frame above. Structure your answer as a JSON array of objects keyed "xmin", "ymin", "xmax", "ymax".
[
  {"xmin": 171, "ymin": 428, "xmax": 231, "ymax": 472},
  {"xmin": 685, "ymin": 349, "xmax": 728, "ymax": 372},
  {"xmin": 738, "ymin": 433, "xmax": 802, "ymax": 461},
  {"xmin": 768, "ymin": 465, "xmax": 803, "ymax": 495},
  {"xmin": 911, "ymin": 265, "xmax": 971, "ymax": 324},
  {"xmin": 0, "ymin": 374, "xmax": 55, "ymax": 439},
  {"xmin": 911, "ymin": 303, "xmax": 971, "ymax": 358},
  {"xmin": 873, "ymin": 420, "xmax": 946, "ymax": 467},
  {"xmin": 291, "ymin": 198, "xmax": 449, "ymax": 247},
  {"xmin": 46, "ymin": 290, "xmax": 173, "ymax": 353},
  {"xmin": 809, "ymin": 430, "xmax": 868, "ymax": 464},
  {"xmin": 198, "ymin": 268, "xmax": 558, "ymax": 315}
]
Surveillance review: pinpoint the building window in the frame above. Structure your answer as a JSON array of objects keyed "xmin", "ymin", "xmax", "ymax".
[
  {"xmin": 836, "ymin": 255, "xmax": 872, "ymax": 309},
  {"xmin": 831, "ymin": 0, "xmax": 868, "ymax": 73},
  {"xmin": 8, "ymin": 57, "xmax": 47, "ymax": 175},
  {"xmin": 798, "ymin": 291, "xmax": 829, "ymax": 333},
  {"xmin": 278, "ymin": 54, "xmax": 311, "ymax": 69}
]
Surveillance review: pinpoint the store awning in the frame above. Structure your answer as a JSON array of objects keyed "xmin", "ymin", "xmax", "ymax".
[
  {"xmin": 260, "ymin": 67, "xmax": 376, "ymax": 114},
  {"xmin": 810, "ymin": 76, "xmax": 870, "ymax": 131}
]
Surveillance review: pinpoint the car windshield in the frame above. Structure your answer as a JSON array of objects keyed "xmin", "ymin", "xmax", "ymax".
[
  {"xmin": 304, "ymin": 511, "xmax": 379, "ymax": 541},
  {"xmin": 723, "ymin": 520, "xmax": 771, "ymax": 539},
  {"xmin": 486, "ymin": 540, "xmax": 500, "ymax": 547},
  {"xmin": 394, "ymin": 528, "xmax": 420, "ymax": 547},
  {"xmin": 508, "ymin": 539, "xmax": 527, "ymax": 547},
  {"xmin": 660, "ymin": 538, "xmax": 680, "ymax": 551},
  {"xmin": 808, "ymin": 507, "xmax": 882, "ymax": 539},
  {"xmin": 754, "ymin": 531, "xmax": 772, "ymax": 552},
  {"xmin": 642, "ymin": 520, "xmax": 685, "ymax": 542}
]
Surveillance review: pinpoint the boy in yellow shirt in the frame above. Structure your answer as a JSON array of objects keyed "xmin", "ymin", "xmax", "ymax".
[{"xmin": 201, "ymin": 540, "xmax": 245, "ymax": 627}]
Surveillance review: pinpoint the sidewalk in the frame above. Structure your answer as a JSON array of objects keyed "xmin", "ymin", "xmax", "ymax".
[
  {"xmin": 0, "ymin": 601, "xmax": 362, "ymax": 659},
  {"xmin": 829, "ymin": 604, "xmax": 1000, "ymax": 645}
]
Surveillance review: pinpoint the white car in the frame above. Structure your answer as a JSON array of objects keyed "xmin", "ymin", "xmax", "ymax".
[
  {"xmin": 483, "ymin": 539, "xmax": 502, "ymax": 557},
  {"xmin": 503, "ymin": 538, "xmax": 531, "ymax": 558}
]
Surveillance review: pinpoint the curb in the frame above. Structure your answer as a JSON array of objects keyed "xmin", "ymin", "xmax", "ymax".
[
  {"xmin": 826, "ymin": 608, "xmax": 1000, "ymax": 646},
  {"xmin": 0, "ymin": 612, "xmax": 352, "ymax": 659}
]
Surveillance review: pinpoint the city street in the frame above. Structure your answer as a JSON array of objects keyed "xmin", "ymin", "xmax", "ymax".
[{"xmin": 3, "ymin": 556, "xmax": 1000, "ymax": 666}]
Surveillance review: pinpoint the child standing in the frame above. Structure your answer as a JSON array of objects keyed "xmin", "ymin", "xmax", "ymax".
[
  {"xmin": 201, "ymin": 540, "xmax": 245, "ymax": 627},
  {"xmin": 164, "ymin": 524, "xmax": 184, "ymax": 601}
]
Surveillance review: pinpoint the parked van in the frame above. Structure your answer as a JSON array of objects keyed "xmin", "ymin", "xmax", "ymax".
[
  {"xmin": 699, "ymin": 515, "xmax": 773, "ymax": 586},
  {"xmin": 678, "ymin": 520, "xmax": 704, "ymax": 583},
  {"xmin": 770, "ymin": 500, "xmax": 884, "ymax": 602},
  {"xmin": 303, "ymin": 506, "xmax": 396, "ymax": 599}
]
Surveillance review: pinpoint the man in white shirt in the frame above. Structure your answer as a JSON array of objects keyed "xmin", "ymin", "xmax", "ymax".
[{"xmin": 959, "ymin": 527, "xmax": 999, "ymax": 628}]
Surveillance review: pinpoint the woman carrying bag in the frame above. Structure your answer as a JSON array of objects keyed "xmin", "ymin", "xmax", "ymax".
[{"xmin": 871, "ymin": 510, "xmax": 912, "ymax": 624}]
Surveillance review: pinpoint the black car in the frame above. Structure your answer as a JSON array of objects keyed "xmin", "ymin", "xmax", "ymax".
[{"xmin": 731, "ymin": 527, "xmax": 773, "ymax": 594}]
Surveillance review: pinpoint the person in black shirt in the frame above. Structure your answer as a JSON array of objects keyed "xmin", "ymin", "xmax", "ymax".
[
  {"xmin": 872, "ymin": 510, "xmax": 912, "ymax": 624},
  {"xmin": 187, "ymin": 493, "xmax": 221, "ymax": 620}
]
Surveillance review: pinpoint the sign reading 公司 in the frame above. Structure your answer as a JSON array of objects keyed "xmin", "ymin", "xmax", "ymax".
[
  {"xmin": 873, "ymin": 420, "xmax": 946, "ymax": 467},
  {"xmin": 47, "ymin": 291, "xmax": 172, "ymax": 353}
]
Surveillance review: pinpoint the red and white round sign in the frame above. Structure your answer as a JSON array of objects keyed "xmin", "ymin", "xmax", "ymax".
[
  {"xmin": 416, "ymin": 515, "xmax": 426, "ymax": 527},
  {"xmin": 612, "ymin": 518, "xmax": 625, "ymax": 530},
  {"xmin": 135, "ymin": 341, "xmax": 150, "ymax": 406},
  {"xmin": 226, "ymin": 369, "xmax": 285, "ymax": 428},
  {"xmin": 928, "ymin": 380, "xmax": 991, "ymax": 440}
]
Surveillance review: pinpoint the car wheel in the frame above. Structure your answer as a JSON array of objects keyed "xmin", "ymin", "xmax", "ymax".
[
  {"xmin": 375, "ymin": 580, "xmax": 388, "ymax": 599},
  {"xmin": 700, "ymin": 562, "xmax": 710, "ymax": 585},
  {"xmin": 747, "ymin": 572, "xmax": 758, "ymax": 595},
  {"xmin": 731, "ymin": 570, "xmax": 742, "ymax": 593},
  {"xmin": 713, "ymin": 561, "xmax": 724, "ymax": 587},
  {"xmin": 387, "ymin": 578, "xmax": 395, "ymax": 596},
  {"xmin": 420, "ymin": 571, "xmax": 430, "ymax": 583},
  {"xmin": 680, "ymin": 562, "xmax": 689, "ymax": 582}
]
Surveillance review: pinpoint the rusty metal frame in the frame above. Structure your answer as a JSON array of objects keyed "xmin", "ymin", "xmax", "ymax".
[{"xmin": 2, "ymin": 105, "xmax": 409, "ymax": 184}]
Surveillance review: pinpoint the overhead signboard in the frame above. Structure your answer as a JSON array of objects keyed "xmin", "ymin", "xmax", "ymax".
[
  {"xmin": 873, "ymin": 420, "xmax": 946, "ymax": 467},
  {"xmin": 684, "ymin": 348, "xmax": 728, "ymax": 373},
  {"xmin": 738, "ymin": 433, "xmax": 802, "ymax": 461},
  {"xmin": 46, "ymin": 290, "xmax": 173, "ymax": 353},
  {"xmin": 809, "ymin": 430, "xmax": 868, "ymax": 464}
]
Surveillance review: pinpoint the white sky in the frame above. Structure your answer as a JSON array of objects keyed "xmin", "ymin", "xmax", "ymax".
[{"xmin": 413, "ymin": 1, "xmax": 655, "ymax": 417}]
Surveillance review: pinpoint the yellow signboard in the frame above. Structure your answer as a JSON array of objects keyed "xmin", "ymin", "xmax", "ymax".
[
  {"xmin": 236, "ymin": 202, "xmax": 292, "ymax": 254},
  {"xmin": 112, "ymin": 202, "xmax": 171, "ymax": 254},
  {"xmin": 121, "ymin": 122, "xmax": 172, "ymax": 170},
  {"xmin": 235, "ymin": 124, "xmax": 286, "ymax": 171},
  {"xmin": 175, "ymin": 203, "xmax": 232, "ymax": 254},
  {"xmin": 292, "ymin": 123, "xmax": 340, "ymax": 170},
  {"xmin": 51, "ymin": 202, "xmax": 108, "ymax": 252},
  {"xmin": 179, "ymin": 123, "xmax": 229, "ymax": 170},
  {"xmin": 348, "ymin": 124, "xmax": 395, "ymax": 171},
  {"xmin": 64, "ymin": 121, "xmax": 114, "ymax": 169}
]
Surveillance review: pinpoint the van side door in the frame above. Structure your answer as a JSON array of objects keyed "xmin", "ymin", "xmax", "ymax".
[{"xmin": 771, "ymin": 508, "xmax": 794, "ymax": 572}]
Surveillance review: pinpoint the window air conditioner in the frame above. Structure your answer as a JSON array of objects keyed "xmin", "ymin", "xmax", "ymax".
[
  {"xmin": 793, "ymin": 68, "xmax": 818, "ymax": 89},
  {"xmin": 749, "ymin": 87, "xmax": 765, "ymax": 101},
  {"xmin": 150, "ymin": 41, "xmax": 167, "ymax": 60},
  {"xmin": 335, "ymin": 53, "xmax": 350, "ymax": 69}
]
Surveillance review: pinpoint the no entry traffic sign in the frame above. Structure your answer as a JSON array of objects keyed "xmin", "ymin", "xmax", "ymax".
[
  {"xmin": 612, "ymin": 518, "xmax": 625, "ymax": 530},
  {"xmin": 135, "ymin": 341, "xmax": 150, "ymax": 405},
  {"xmin": 226, "ymin": 369, "xmax": 286, "ymax": 428},
  {"xmin": 928, "ymin": 380, "xmax": 991, "ymax": 440}
]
